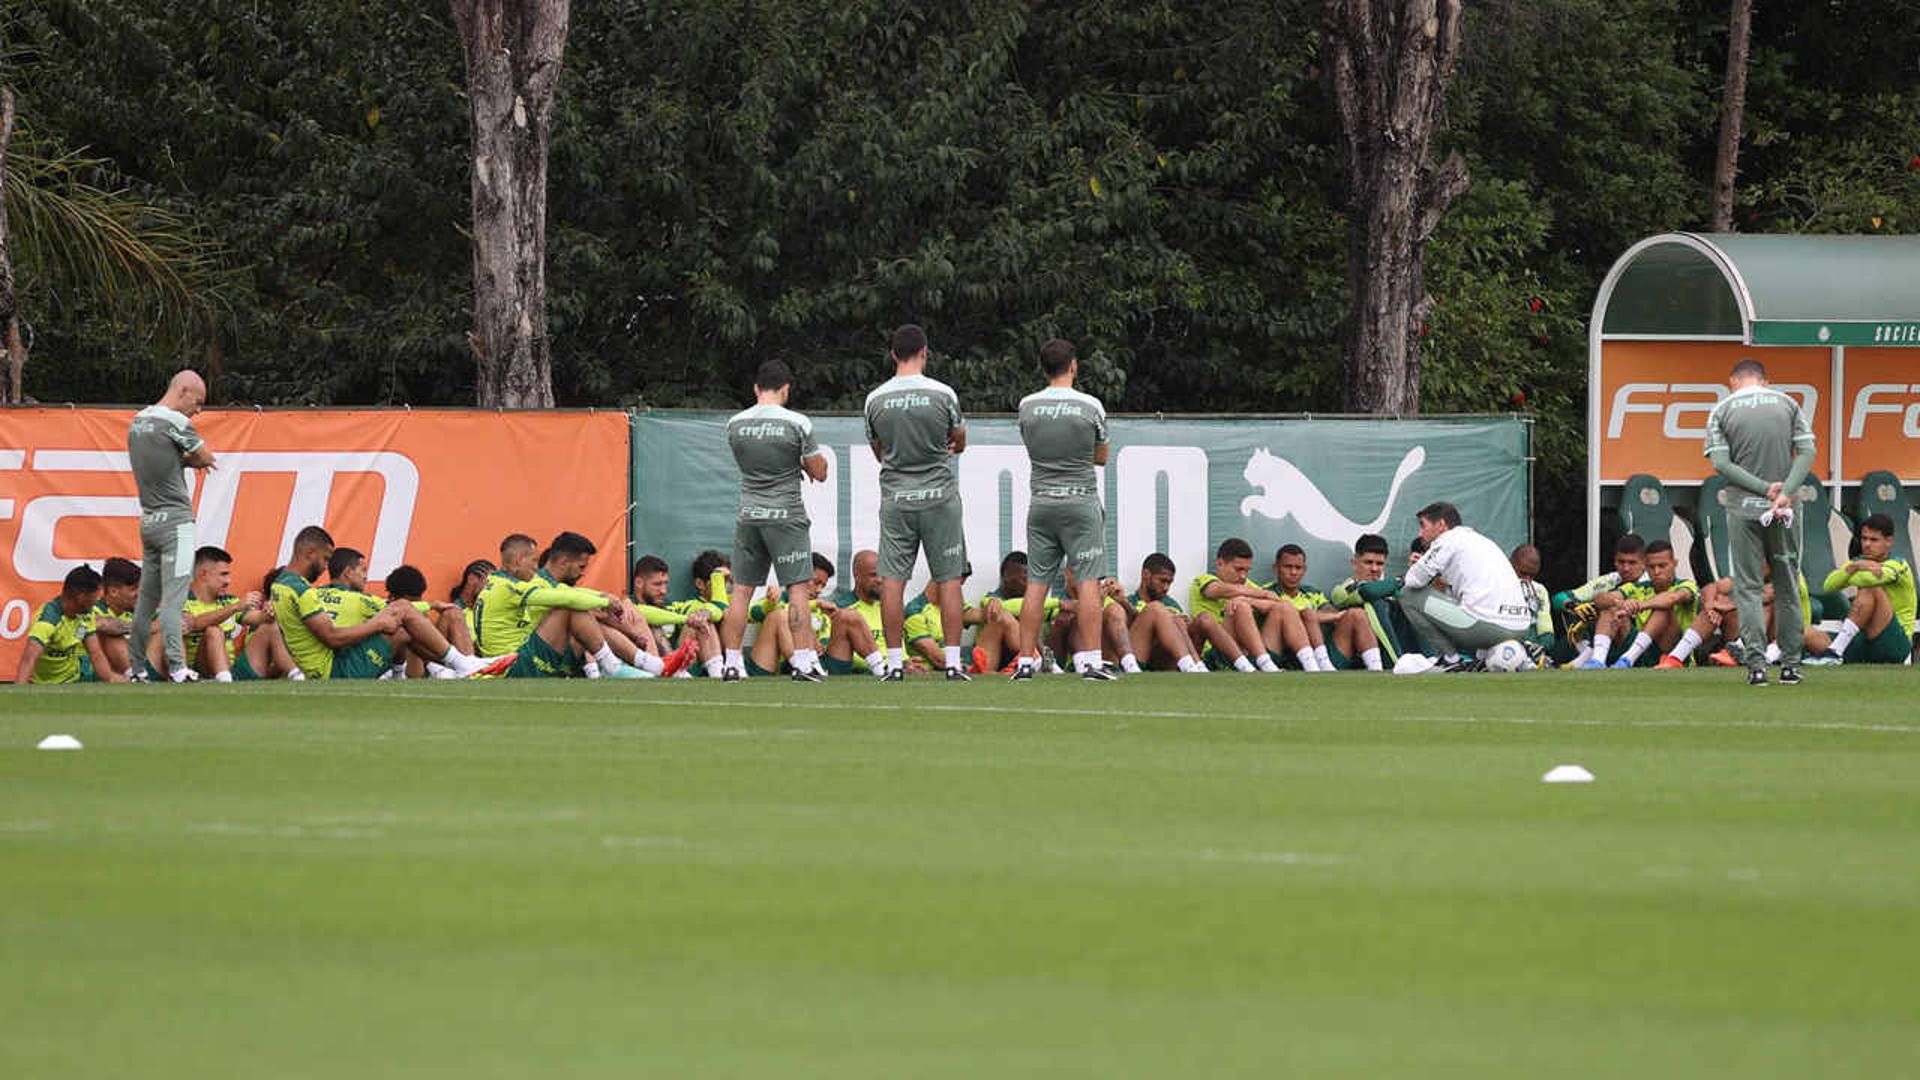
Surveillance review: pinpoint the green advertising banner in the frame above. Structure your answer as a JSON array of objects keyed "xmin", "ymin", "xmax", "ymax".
[{"xmin": 631, "ymin": 412, "xmax": 1531, "ymax": 605}]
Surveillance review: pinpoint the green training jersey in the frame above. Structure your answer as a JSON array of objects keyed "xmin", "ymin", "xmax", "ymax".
[
  {"xmin": 1825, "ymin": 558, "xmax": 1918, "ymax": 634},
  {"xmin": 183, "ymin": 595, "xmax": 244, "ymax": 662},
  {"xmin": 1017, "ymin": 386, "xmax": 1107, "ymax": 505},
  {"xmin": 863, "ymin": 373, "xmax": 963, "ymax": 506},
  {"xmin": 26, "ymin": 600, "xmax": 94, "ymax": 683},
  {"xmin": 126, "ymin": 404, "xmax": 204, "ymax": 523},
  {"xmin": 726, "ymin": 402, "xmax": 820, "ymax": 523},
  {"xmin": 1639, "ymin": 579, "xmax": 1700, "ymax": 632},
  {"xmin": 478, "ymin": 570, "xmax": 610, "ymax": 655},
  {"xmin": 271, "ymin": 570, "xmax": 336, "ymax": 679},
  {"xmin": 1189, "ymin": 573, "xmax": 1241, "ymax": 620},
  {"xmin": 89, "ymin": 599, "xmax": 132, "ymax": 632},
  {"xmin": 998, "ymin": 595, "xmax": 1061, "ymax": 622},
  {"xmin": 314, "ymin": 585, "xmax": 387, "ymax": 630},
  {"xmin": 830, "ymin": 594, "xmax": 888, "ymax": 648},
  {"xmin": 903, "ymin": 595, "xmax": 970, "ymax": 645},
  {"xmin": 1266, "ymin": 583, "xmax": 1329, "ymax": 612},
  {"xmin": 1704, "ymin": 384, "xmax": 1817, "ymax": 519},
  {"xmin": 1127, "ymin": 591, "xmax": 1183, "ymax": 614},
  {"xmin": 1521, "ymin": 580, "xmax": 1552, "ymax": 638}
]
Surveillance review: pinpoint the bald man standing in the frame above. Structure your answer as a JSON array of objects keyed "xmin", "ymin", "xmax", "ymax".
[{"xmin": 128, "ymin": 371, "xmax": 216, "ymax": 681}]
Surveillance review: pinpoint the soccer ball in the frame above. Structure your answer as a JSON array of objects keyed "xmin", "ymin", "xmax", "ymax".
[{"xmin": 1485, "ymin": 640, "xmax": 1533, "ymax": 672}]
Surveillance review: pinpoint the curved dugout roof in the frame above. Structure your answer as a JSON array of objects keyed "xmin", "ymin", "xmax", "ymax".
[{"xmin": 1597, "ymin": 232, "xmax": 1920, "ymax": 346}]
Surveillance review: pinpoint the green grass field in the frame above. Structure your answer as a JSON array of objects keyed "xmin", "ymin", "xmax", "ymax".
[{"xmin": 4, "ymin": 669, "xmax": 1918, "ymax": 1077}]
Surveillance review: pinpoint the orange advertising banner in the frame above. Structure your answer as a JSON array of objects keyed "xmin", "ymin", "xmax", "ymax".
[
  {"xmin": 0, "ymin": 408, "xmax": 630, "ymax": 680},
  {"xmin": 1838, "ymin": 348, "xmax": 1920, "ymax": 480},
  {"xmin": 1597, "ymin": 341, "xmax": 1832, "ymax": 484}
]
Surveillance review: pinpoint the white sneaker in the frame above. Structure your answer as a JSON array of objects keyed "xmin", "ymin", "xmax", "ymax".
[{"xmin": 169, "ymin": 669, "xmax": 200, "ymax": 684}]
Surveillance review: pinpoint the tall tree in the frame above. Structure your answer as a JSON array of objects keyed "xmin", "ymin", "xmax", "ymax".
[
  {"xmin": 1709, "ymin": 0, "xmax": 1753, "ymax": 232},
  {"xmin": 1324, "ymin": 0, "xmax": 1470, "ymax": 415},
  {"xmin": 0, "ymin": 87, "xmax": 22, "ymax": 403},
  {"xmin": 451, "ymin": 0, "xmax": 569, "ymax": 408}
]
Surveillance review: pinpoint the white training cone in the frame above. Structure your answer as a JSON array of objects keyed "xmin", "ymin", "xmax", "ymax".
[
  {"xmin": 1542, "ymin": 764, "xmax": 1593, "ymax": 784},
  {"xmin": 36, "ymin": 734, "xmax": 83, "ymax": 751}
]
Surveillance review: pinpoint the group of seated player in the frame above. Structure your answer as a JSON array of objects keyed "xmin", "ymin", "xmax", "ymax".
[{"xmin": 15, "ymin": 513, "xmax": 1915, "ymax": 684}]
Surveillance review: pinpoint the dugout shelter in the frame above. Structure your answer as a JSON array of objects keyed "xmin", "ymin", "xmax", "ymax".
[{"xmin": 1589, "ymin": 233, "xmax": 1920, "ymax": 583}]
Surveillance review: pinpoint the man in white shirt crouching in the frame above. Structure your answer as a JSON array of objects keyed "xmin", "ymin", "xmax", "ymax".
[{"xmin": 1398, "ymin": 501, "xmax": 1535, "ymax": 671}]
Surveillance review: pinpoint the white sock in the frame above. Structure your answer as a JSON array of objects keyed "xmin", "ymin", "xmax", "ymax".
[
  {"xmin": 169, "ymin": 668, "xmax": 193, "ymax": 683},
  {"xmin": 1178, "ymin": 655, "xmax": 1206, "ymax": 673},
  {"xmin": 704, "ymin": 656, "xmax": 725, "ymax": 678},
  {"xmin": 1069, "ymin": 650, "xmax": 1096, "ymax": 673},
  {"xmin": 864, "ymin": 650, "xmax": 886, "ymax": 673},
  {"xmin": 723, "ymin": 648, "xmax": 743, "ymax": 672},
  {"xmin": 213, "ymin": 671, "xmax": 233, "ymax": 682},
  {"xmin": 1314, "ymin": 645, "xmax": 1333, "ymax": 670},
  {"xmin": 583, "ymin": 662, "xmax": 602, "ymax": 679},
  {"xmin": 287, "ymin": 669, "xmax": 306, "ymax": 681},
  {"xmin": 792, "ymin": 648, "xmax": 819, "ymax": 673},
  {"xmin": 1570, "ymin": 641, "xmax": 1594, "ymax": 666},
  {"xmin": 1014, "ymin": 654, "xmax": 1037, "ymax": 673},
  {"xmin": 1361, "ymin": 647, "xmax": 1383, "ymax": 671},
  {"xmin": 1253, "ymin": 653, "xmax": 1280, "ymax": 673},
  {"xmin": 1830, "ymin": 619, "xmax": 1861, "ymax": 656},
  {"xmin": 1590, "ymin": 634, "xmax": 1612, "ymax": 661},
  {"xmin": 440, "ymin": 645, "xmax": 467, "ymax": 666},
  {"xmin": 593, "ymin": 644, "xmax": 622, "ymax": 675},
  {"xmin": 1765, "ymin": 641, "xmax": 1782, "ymax": 664},
  {"xmin": 887, "ymin": 648, "xmax": 905, "ymax": 672},
  {"xmin": 1295, "ymin": 648, "xmax": 1318, "ymax": 671},
  {"xmin": 1623, "ymin": 632, "xmax": 1653, "ymax": 663},
  {"xmin": 1232, "ymin": 655, "xmax": 1257, "ymax": 673},
  {"xmin": 944, "ymin": 645, "xmax": 962, "ymax": 670},
  {"xmin": 1671, "ymin": 629, "xmax": 1702, "ymax": 663},
  {"xmin": 1119, "ymin": 653, "xmax": 1141, "ymax": 674}
]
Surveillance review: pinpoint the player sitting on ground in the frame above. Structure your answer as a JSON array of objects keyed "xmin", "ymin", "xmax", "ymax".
[
  {"xmin": 87, "ymin": 556, "xmax": 142, "ymax": 679},
  {"xmin": 744, "ymin": 553, "xmax": 839, "ymax": 677},
  {"xmin": 1562, "ymin": 533, "xmax": 1649, "ymax": 668},
  {"xmin": 15, "ymin": 565, "xmax": 120, "ymax": 684},
  {"xmin": 1330, "ymin": 533, "xmax": 1408, "ymax": 667},
  {"xmin": 317, "ymin": 547, "xmax": 477, "ymax": 681},
  {"xmin": 475, "ymin": 531, "xmax": 657, "ymax": 679},
  {"xmin": 1815, "ymin": 514, "xmax": 1915, "ymax": 664},
  {"xmin": 384, "ymin": 564, "xmax": 474, "ymax": 676},
  {"xmin": 1188, "ymin": 538, "xmax": 1290, "ymax": 673},
  {"xmin": 666, "ymin": 550, "xmax": 733, "ymax": 678},
  {"xmin": 989, "ymin": 553, "xmax": 1055, "ymax": 672},
  {"xmin": 626, "ymin": 555, "xmax": 704, "ymax": 676},
  {"xmin": 1509, "ymin": 544, "xmax": 1559, "ymax": 660},
  {"xmin": 903, "ymin": 563, "xmax": 993, "ymax": 672},
  {"xmin": 442, "ymin": 559, "xmax": 494, "ymax": 657},
  {"xmin": 274, "ymin": 526, "xmax": 490, "ymax": 681},
  {"xmin": 1397, "ymin": 502, "xmax": 1537, "ymax": 670},
  {"xmin": 823, "ymin": 549, "xmax": 890, "ymax": 677},
  {"xmin": 1114, "ymin": 552, "xmax": 1205, "ymax": 673},
  {"xmin": 1269, "ymin": 543, "xmax": 1380, "ymax": 671},
  {"xmin": 1602, "ymin": 539, "xmax": 1705, "ymax": 668},
  {"xmin": 182, "ymin": 546, "xmax": 296, "ymax": 681}
]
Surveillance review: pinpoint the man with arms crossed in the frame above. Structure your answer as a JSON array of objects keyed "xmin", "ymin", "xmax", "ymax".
[
  {"xmin": 127, "ymin": 370, "xmax": 216, "ymax": 681},
  {"xmin": 719, "ymin": 360, "xmax": 830, "ymax": 682},
  {"xmin": 1399, "ymin": 502, "xmax": 1535, "ymax": 671},
  {"xmin": 1011, "ymin": 339, "xmax": 1114, "ymax": 681},
  {"xmin": 865, "ymin": 324, "xmax": 970, "ymax": 681},
  {"xmin": 1704, "ymin": 358, "xmax": 1817, "ymax": 686}
]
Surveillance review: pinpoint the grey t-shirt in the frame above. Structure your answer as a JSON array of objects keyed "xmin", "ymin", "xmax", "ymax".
[
  {"xmin": 863, "ymin": 373, "xmax": 963, "ymax": 505},
  {"xmin": 127, "ymin": 404, "xmax": 205, "ymax": 522},
  {"xmin": 1017, "ymin": 386, "xmax": 1108, "ymax": 504},
  {"xmin": 1703, "ymin": 385, "xmax": 1816, "ymax": 518},
  {"xmin": 726, "ymin": 403, "xmax": 820, "ymax": 522}
]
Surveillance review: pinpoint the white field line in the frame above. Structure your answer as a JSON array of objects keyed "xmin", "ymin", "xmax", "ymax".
[{"xmin": 345, "ymin": 688, "xmax": 1920, "ymax": 736}]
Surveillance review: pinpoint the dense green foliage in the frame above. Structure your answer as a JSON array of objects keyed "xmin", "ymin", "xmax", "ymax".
[
  {"xmin": 6, "ymin": 672, "xmax": 1920, "ymax": 1077},
  {"xmin": 6, "ymin": 0, "xmax": 1919, "ymax": 572}
]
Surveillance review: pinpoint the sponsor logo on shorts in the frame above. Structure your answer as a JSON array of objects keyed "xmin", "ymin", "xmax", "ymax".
[
  {"xmin": 1038, "ymin": 485, "xmax": 1092, "ymax": 498},
  {"xmin": 892, "ymin": 487, "xmax": 946, "ymax": 503},
  {"xmin": 1074, "ymin": 547, "xmax": 1105, "ymax": 561},
  {"xmin": 941, "ymin": 543, "xmax": 964, "ymax": 558},
  {"xmin": 741, "ymin": 506, "xmax": 791, "ymax": 520},
  {"xmin": 774, "ymin": 550, "xmax": 809, "ymax": 564}
]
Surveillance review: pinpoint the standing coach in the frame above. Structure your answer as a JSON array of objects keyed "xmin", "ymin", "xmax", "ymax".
[
  {"xmin": 128, "ymin": 370, "xmax": 216, "ymax": 682},
  {"xmin": 1704, "ymin": 358, "xmax": 1817, "ymax": 687}
]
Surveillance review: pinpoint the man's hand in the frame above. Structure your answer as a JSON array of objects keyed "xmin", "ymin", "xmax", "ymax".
[
  {"xmin": 370, "ymin": 605, "xmax": 406, "ymax": 632},
  {"xmin": 1621, "ymin": 599, "xmax": 1644, "ymax": 617},
  {"xmin": 1766, "ymin": 481, "xmax": 1783, "ymax": 501},
  {"xmin": 688, "ymin": 608, "xmax": 712, "ymax": 627},
  {"xmin": 242, "ymin": 590, "xmax": 263, "ymax": 608}
]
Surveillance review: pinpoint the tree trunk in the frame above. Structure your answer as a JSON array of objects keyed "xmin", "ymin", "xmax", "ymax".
[
  {"xmin": 1324, "ymin": 0, "xmax": 1469, "ymax": 416},
  {"xmin": 451, "ymin": 0, "xmax": 569, "ymax": 408},
  {"xmin": 0, "ymin": 86, "xmax": 26, "ymax": 405},
  {"xmin": 1709, "ymin": 0, "xmax": 1753, "ymax": 233}
]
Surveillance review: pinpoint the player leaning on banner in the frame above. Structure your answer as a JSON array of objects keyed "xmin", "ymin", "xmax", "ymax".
[
  {"xmin": 718, "ymin": 360, "xmax": 830, "ymax": 682},
  {"xmin": 865, "ymin": 324, "xmax": 970, "ymax": 681},
  {"xmin": 1010, "ymin": 339, "xmax": 1115, "ymax": 681},
  {"xmin": 127, "ymin": 370, "xmax": 217, "ymax": 682},
  {"xmin": 1704, "ymin": 358, "xmax": 1817, "ymax": 687},
  {"xmin": 1397, "ymin": 502, "xmax": 1537, "ymax": 672}
]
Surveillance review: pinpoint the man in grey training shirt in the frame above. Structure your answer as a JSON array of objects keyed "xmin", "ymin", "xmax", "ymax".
[
  {"xmin": 127, "ymin": 370, "xmax": 217, "ymax": 681},
  {"xmin": 719, "ymin": 359, "xmax": 829, "ymax": 682},
  {"xmin": 1704, "ymin": 357, "xmax": 1817, "ymax": 686},
  {"xmin": 863, "ymin": 324, "xmax": 969, "ymax": 681},
  {"xmin": 1011, "ymin": 339, "xmax": 1113, "ymax": 681}
]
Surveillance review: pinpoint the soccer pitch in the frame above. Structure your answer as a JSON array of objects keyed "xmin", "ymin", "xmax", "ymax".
[{"xmin": 4, "ymin": 672, "xmax": 1917, "ymax": 1078}]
